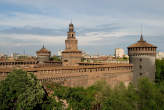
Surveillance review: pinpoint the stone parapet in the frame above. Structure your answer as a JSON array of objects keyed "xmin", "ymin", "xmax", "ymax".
[{"xmin": 0, "ymin": 63, "xmax": 133, "ymax": 87}]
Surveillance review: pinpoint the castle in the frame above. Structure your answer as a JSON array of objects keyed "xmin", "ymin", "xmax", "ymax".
[{"xmin": 0, "ymin": 23, "xmax": 157, "ymax": 87}]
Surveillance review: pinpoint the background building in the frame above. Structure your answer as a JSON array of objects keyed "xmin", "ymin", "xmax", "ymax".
[
  {"xmin": 115, "ymin": 48, "xmax": 124, "ymax": 58},
  {"xmin": 57, "ymin": 50, "xmax": 63, "ymax": 56},
  {"xmin": 156, "ymin": 52, "xmax": 164, "ymax": 60}
]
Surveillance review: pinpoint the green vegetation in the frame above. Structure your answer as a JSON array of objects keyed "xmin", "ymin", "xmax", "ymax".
[
  {"xmin": 156, "ymin": 59, "xmax": 164, "ymax": 83},
  {"xmin": 50, "ymin": 56, "xmax": 61, "ymax": 61},
  {"xmin": 49, "ymin": 79, "xmax": 164, "ymax": 110},
  {"xmin": 116, "ymin": 57, "xmax": 128, "ymax": 61},
  {"xmin": 0, "ymin": 70, "xmax": 62, "ymax": 110}
]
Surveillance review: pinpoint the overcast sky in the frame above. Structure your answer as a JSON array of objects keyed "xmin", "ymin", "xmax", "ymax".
[{"xmin": 0, "ymin": 0, "xmax": 163, "ymax": 56}]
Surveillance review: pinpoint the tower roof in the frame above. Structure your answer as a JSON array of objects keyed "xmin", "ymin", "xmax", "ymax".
[
  {"xmin": 140, "ymin": 34, "xmax": 144, "ymax": 41},
  {"xmin": 36, "ymin": 45, "xmax": 51, "ymax": 54},
  {"xmin": 128, "ymin": 34, "xmax": 157, "ymax": 48}
]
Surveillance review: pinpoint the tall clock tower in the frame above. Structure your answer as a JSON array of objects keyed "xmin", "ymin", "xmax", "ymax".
[{"xmin": 62, "ymin": 23, "xmax": 82, "ymax": 66}]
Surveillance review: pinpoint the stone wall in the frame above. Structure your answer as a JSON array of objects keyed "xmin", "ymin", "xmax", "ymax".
[
  {"xmin": 0, "ymin": 64, "xmax": 133, "ymax": 87},
  {"xmin": 129, "ymin": 55, "xmax": 155, "ymax": 84},
  {"xmin": 62, "ymin": 51, "xmax": 82, "ymax": 66},
  {"xmin": 33, "ymin": 65, "xmax": 133, "ymax": 87}
]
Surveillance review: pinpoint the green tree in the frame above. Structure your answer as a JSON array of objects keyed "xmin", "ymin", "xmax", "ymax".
[
  {"xmin": 155, "ymin": 81, "xmax": 164, "ymax": 110},
  {"xmin": 102, "ymin": 83, "xmax": 136, "ymax": 110},
  {"xmin": 88, "ymin": 81, "xmax": 111, "ymax": 110},
  {"xmin": 136, "ymin": 78, "xmax": 164, "ymax": 110},
  {"xmin": 42, "ymin": 96, "xmax": 64, "ymax": 110},
  {"xmin": 50, "ymin": 56, "xmax": 61, "ymax": 61},
  {"xmin": 156, "ymin": 59, "xmax": 164, "ymax": 83},
  {"xmin": 0, "ymin": 69, "xmax": 46, "ymax": 110},
  {"xmin": 52, "ymin": 81, "xmax": 112, "ymax": 110},
  {"xmin": 53, "ymin": 85, "xmax": 93, "ymax": 110},
  {"xmin": 43, "ymin": 78, "xmax": 164, "ymax": 110}
]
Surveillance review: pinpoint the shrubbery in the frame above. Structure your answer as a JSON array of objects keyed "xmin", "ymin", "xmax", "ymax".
[
  {"xmin": 50, "ymin": 79, "xmax": 164, "ymax": 110},
  {"xmin": 0, "ymin": 70, "xmax": 62, "ymax": 110}
]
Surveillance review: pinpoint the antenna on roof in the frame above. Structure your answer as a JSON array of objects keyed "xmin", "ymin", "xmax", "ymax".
[
  {"xmin": 139, "ymin": 24, "xmax": 144, "ymax": 41},
  {"xmin": 138, "ymin": 24, "xmax": 144, "ymax": 41},
  {"xmin": 42, "ymin": 44, "xmax": 45, "ymax": 48},
  {"xmin": 141, "ymin": 24, "xmax": 143, "ymax": 35},
  {"xmin": 70, "ymin": 19, "xmax": 72, "ymax": 24}
]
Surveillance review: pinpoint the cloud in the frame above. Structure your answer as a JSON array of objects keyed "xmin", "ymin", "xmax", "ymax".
[
  {"xmin": 0, "ymin": 0, "xmax": 163, "ymax": 55},
  {"xmin": 0, "ymin": 12, "xmax": 69, "ymax": 28},
  {"xmin": 0, "ymin": 25, "xmax": 66, "ymax": 36},
  {"xmin": 0, "ymin": 34, "xmax": 65, "ymax": 46}
]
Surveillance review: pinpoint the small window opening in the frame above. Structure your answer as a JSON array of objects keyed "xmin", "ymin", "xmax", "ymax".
[{"xmin": 64, "ymin": 60, "xmax": 68, "ymax": 62}]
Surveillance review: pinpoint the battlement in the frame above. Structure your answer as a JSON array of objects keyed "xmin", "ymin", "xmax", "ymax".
[
  {"xmin": 128, "ymin": 47, "xmax": 156, "ymax": 56},
  {"xmin": 128, "ymin": 34, "xmax": 157, "ymax": 56},
  {"xmin": 0, "ymin": 60, "xmax": 38, "ymax": 68},
  {"xmin": 0, "ymin": 63, "xmax": 133, "ymax": 87}
]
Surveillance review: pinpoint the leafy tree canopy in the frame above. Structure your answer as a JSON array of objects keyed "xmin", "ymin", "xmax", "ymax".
[
  {"xmin": 156, "ymin": 59, "xmax": 164, "ymax": 83},
  {"xmin": 0, "ymin": 69, "xmax": 46, "ymax": 110}
]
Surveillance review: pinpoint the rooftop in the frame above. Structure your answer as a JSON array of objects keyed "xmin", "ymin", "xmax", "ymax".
[
  {"xmin": 36, "ymin": 45, "xmax": 51, "ymax": 54},
  {"xmin": 128, "ymin": 34, "xmax": 157, "ymax": 48}
]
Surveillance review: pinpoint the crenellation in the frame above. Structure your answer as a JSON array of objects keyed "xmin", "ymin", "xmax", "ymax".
[{"xmin": 0, "ymin": 63, "xmax": 133, "ymax": 84}]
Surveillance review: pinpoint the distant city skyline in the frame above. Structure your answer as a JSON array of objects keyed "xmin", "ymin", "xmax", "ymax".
[{"xmin": 0, "ymin": 0, "xmax": 163, "ymax": 55}]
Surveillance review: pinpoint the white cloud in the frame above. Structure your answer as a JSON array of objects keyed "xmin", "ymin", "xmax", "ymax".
[
  {"xmin": 0, "ymin": 30, "xmax": 136, "ymax": 47},
  {"xmin": 0, "ymin": 34, "xmax": 65, "ymax": 46},
  {"xmin": 78, "ymin": 31, "xmax": 136, "ymax": 45},
  {"xmin": 0, "ymin": 0, "xmax": 164, "ymax": 54},
  {"xmin": 0, "ymin": 12, "xmax": 69, "ymax": 28}
]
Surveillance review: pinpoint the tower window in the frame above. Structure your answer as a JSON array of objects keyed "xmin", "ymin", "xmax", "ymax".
[
  {"xmin": 139, "ymin": 65, "xmax": 142, "ymax": 69},
  {"xmin": 72, "ymin": 34, "xmax": 73, "ymax": 37},
  {"xmin": 64, "ymin": 60, "xmax": 68, "ymax": 62},
  {"xmin": 140, "ymin": 73, "xmax": 143, "ymax": 76},
  {"xmin": 140, "ymin": 58, "xmax": 142, "ymax": 62}
]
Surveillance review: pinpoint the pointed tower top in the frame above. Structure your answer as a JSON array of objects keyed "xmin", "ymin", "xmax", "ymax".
[{"xmin": 139, "ymin": 34, "xmax": 144, "ymax": 41}]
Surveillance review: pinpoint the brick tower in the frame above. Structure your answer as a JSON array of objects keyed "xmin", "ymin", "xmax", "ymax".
[
  {"xmin": 128, "ymin": 34, "xmax": 157, "ymax": 84},
  {"xmin": 62, "ymin": 23, "xmax": 82, "ymax": 66}
]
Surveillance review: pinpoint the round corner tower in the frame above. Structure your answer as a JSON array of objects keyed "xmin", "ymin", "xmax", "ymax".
[{"xmin": 128, "ymin": 34, "xmax": 157, "ymax": 84}]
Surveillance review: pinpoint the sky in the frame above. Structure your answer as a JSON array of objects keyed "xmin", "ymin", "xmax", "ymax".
[{"xmin": 0, "ymin": 0, "xmax": 163, "ymax": 56}]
